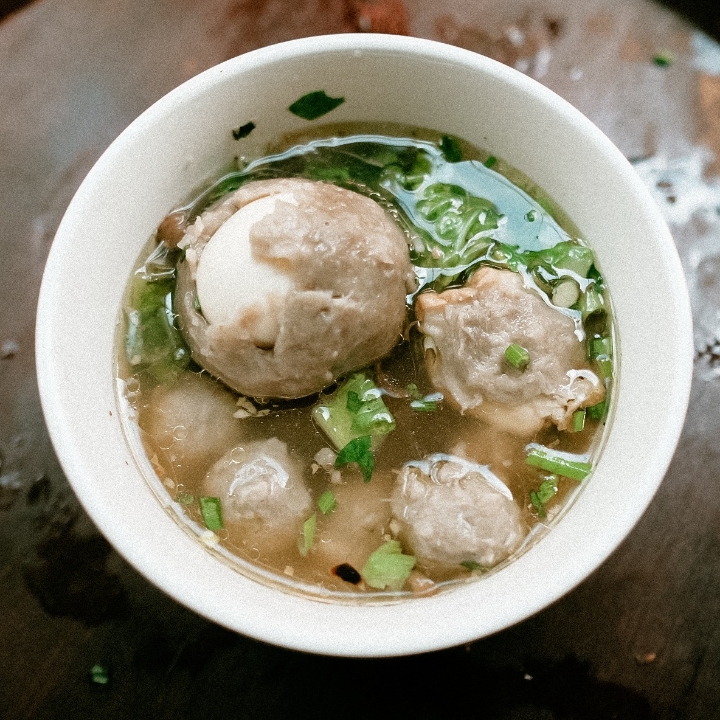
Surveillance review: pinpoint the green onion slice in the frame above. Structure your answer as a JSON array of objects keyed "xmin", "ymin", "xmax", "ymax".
[
  {"xmin": 199, "ymin": 496, "xmax": 223, "ymax": 531},
  {"xmin": 505, "ymin": 343, "xmax": 530, "ymax": 370},
  {"xmin": 525, "ymin": 444, "xmax": 592, "ymax": 481}
]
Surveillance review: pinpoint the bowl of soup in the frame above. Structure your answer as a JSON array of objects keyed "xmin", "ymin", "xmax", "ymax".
[{"xmin": 36, "ymin": 34, "xmax": 693, "ymax": 656}]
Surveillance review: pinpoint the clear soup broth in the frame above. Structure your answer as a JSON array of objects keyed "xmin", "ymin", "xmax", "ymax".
[{"xmin": 118, "ymin": 123, "xmax": 614, "ymax": 600}]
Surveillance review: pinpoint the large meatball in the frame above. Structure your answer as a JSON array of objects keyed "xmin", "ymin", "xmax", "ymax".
[
  {"xmin": 415, "ymin": 266, "xmax": 605, "ymax": 436},
  {"xmin": 390, "ymin": 454, "xmax": 526, "ymax": 569},
  {"xmin": 175, "ymin": 178, "xmax": 416, "ymax": 399}
]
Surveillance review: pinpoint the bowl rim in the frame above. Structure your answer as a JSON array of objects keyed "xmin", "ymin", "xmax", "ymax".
[{"xmin": 36, "ymin": 33, "xmax": 694, "ymax": 657}]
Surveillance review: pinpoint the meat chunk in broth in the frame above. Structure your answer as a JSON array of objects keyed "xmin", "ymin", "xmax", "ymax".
[
  {"xmin": 175, "ymin": 178, "xmax": 416, "ymax": 399},
  {"xmin": 415, "ymin": 267, "xmax": 605, "ymax": 436},
  {"xmin": 390, "ymin": 454, "xmax": 526, "ymax": 569},
  {"xmin": 203, "ymin": 438, "xmax": 311, "ymax": 555},
  {"xmin": 138, "ymin": 372, "xmax": 243, "ymax": 485}
]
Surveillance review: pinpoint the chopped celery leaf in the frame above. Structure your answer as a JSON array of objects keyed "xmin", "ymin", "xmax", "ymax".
[
  {"xmin": 312, "ymin": 373, "xmax": 395, "ymax": 452},
  {"xmin": 440, "ymin": 135, "xmax": 463, "ymax": 162},
  {"xmin": 125, "ymin": 274, "xmax": 190, "ymax": 383},
  {"xmin": 318, "ymin": 490, "xmax": 337, "ymax": 515},
  {"xmin": 414, "ymin": 183, "xmax": 501, "ymax": 266},
  {"xmin": 199, "ymin": 496, "xmax": 223, "ymax": 531},
  {"xmin": 288, "ymin": 90, "xmax": 345, "ymax": 120},
  {"xmin": 335, "ymin": 436, "xmax": 375, "ymax": 482},
  {"xmin": 361, "ymin": 540, "xmax": 416, "ymax": 590},
  {"xmin": 298, "ymin": 513, "xmax": 317, "ymax": 556},
  {"xmin": 525, "ymin": 444, "xmax": 592, "ymax": 481}
]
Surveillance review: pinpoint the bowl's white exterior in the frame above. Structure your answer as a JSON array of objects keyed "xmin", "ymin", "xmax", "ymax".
[{"xmin": 36, "ymin": 34, "xmax": 693, "ymax": 657}]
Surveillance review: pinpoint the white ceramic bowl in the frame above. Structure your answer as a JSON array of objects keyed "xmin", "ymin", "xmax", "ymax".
[{"xmin": 36, "ymin": 34, "xmax": 693, "ymax": 657}]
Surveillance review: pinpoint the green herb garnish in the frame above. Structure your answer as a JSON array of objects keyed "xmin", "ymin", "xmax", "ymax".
[
  {"xmin": 653, "ymin": 52, "xmax": 674, "ymax": 67},
  {"xmin": 90, "ymin": 664, "xmax": 109, "ymax": 685},
  {"xmin": 335, "ymin": 435, "xmax": 375, "ymax": 483},
  {"xmin": 298, "ymin": 513, "xmax": 317, "ymax": 556},
  {"xmin": 361, "ymin": 540, "xmax": 416, "ymax": 590},
  {"xmin": 530, "ymin": 475, "xmax": 559, "ymax": 518},
  {"xmin": 199, "ymin": 496, "xmax": 224, "ymax": 531},
  {"xmin": 484, "ymin": 155, "xmax": 497, "ymax": 168},
  {"xmin": 318, "ymin": 490, "xmax": 337, "ymax": 515},
  {"xmin": 407, "ymin": 383, "xmax": 443, "ymax": 412},
  {"xmin": 232, "ymin": 121, "xmax": 256, "ymax": 140},
  {"xmin": 505, "ymin": 343, "xmax": 530, "ymax": 370},
  {"xmin": 125, "ymin": 270, "xmax": 190, "ymax": 384},
  {"xmin": 572, "ymin": 409, "xmax": 586, "ymax": 432},
  {"xmin": 460, "ymin": 560, "xmax": 485, "ymax": 572},
  {"xmin": 440, "ymin": 135, "xmax": 463, "ymax": 162},
  {"xmin": 288, "ymin": 90, "xmax": 345, "ymax": 120},
  {"xmin": 525, "ymin": 444, "xmax": 592, "ymax": 481},
  {"xmin": 312, "ymin": 373, "xmax": 395, "ymax": 452},
  {"xmin": 175, "ymin": 491, "xmax": 195, "ymax": 505}
]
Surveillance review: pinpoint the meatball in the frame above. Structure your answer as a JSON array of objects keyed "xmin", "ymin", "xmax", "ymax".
[
  {"xmin": 203, "ymin": 438, "xmax": 311, "ymax": 533},
  {"xmin": 415, "ymin": 266, "xmax": 605, "ymax": 436},
  {"xmin": 312, "ymin": 472, "xmax": 394, "ymax": 573},
  {"xmin": 175, "ymin": 178, "xmax": 416, "ymax": 399},
  {"xmin": 390, "ymin": 454, "xmax": 526, "ymax": 569},
  {"xmin": 138, "ymin": 372, "xmax": 242, "ymax": 485}
]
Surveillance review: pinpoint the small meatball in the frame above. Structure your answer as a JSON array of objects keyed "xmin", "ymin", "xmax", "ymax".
[
  {"xmin": 203, "ymin": 438, "xmax": 311, "ymax": 539},
  {"xmin": 415, "ymin": 267, "xmax": 605, "ymax": 436},
  {"xmin": 391, "ymin": 454, "xmax": 526, "ymax": 569},
  {"xmin": 313, "ymin": 472, "xmax": 394, "ymax": 572},
  {"xmin": 176, "ymin": 178, "xmax": 416, "ymax": 398},
  {"xmin": 138, "ymin": 372, "xmax": 242, "ymax": 485}
]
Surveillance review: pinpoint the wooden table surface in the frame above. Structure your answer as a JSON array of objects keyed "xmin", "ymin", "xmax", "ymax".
[{"xmin": 2, "ymin": 0, "xmax": 719, "ymax": 717}]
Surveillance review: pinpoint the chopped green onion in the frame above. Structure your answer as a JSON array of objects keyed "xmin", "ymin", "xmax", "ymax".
[
  {"xmin": 580, "ymin": 283, "xmax": 605, "ymax": 320},
  {"xmin": 572, "ymin": 409, "xmax": 586, "ymax": 432},
  {"xmin": 530, "ymin": 490, "xmax": 545, "ymax": 517},
  {"xmin": 484, "ymin": 155, "xmax": 497, "ymax": 168},
  {"xmin": 591, "ymin": 336, "xmax": 613, "ymax": 357},
  {"xmin": 318, "ymin": 490, "xmax": 337, "ymax": 515},
  {"xmin": 530, "ymin": 476, "xmax": 559, "ymax": 518},
  {"xmin": 407, "ymin": 384, "xmax": 443, "ymax": 412},
  {"xmin": 505, "ymin": 343, "xmax": 530, "ymax": 370},
  {"xmin": 525, "ymin": 444, "xmax": 592, "ymax": 481},
  {"xmin": 90, "ymin": 664, "xmax": 110, "ymax": 685},
  {"xmin": 335, "ymin": 435, "xmax": 375, "ymax": 482},
  {"xmin": 587, "ymin": 399, "xmax": 609, "ymax": 421},
  {"xmin": 288, "ymin": 90, "xmax": 345, "ymax": 120},
  {"xmin": 361, "ymin": 540, "xmax": 416, "ymax": 591},
  {"xmin": 552, "ymin": 278, "xmax": 580, "ymax": 308},
  {"xmin": 298, "ymin": 513, "xmax": 316, "ymax": 557},
  {"xmin": 199, "ymin": 496, "xmax": 223, "ymax": 531},
  {"xmin": 526, "ymin": 209, "xmax": 537, "ymax": 222}
]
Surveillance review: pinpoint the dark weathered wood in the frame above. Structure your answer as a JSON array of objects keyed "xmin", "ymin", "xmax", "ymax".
[{"xmin": 1, "ymin": 0, "xmax": 719, "ymax": 717}]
